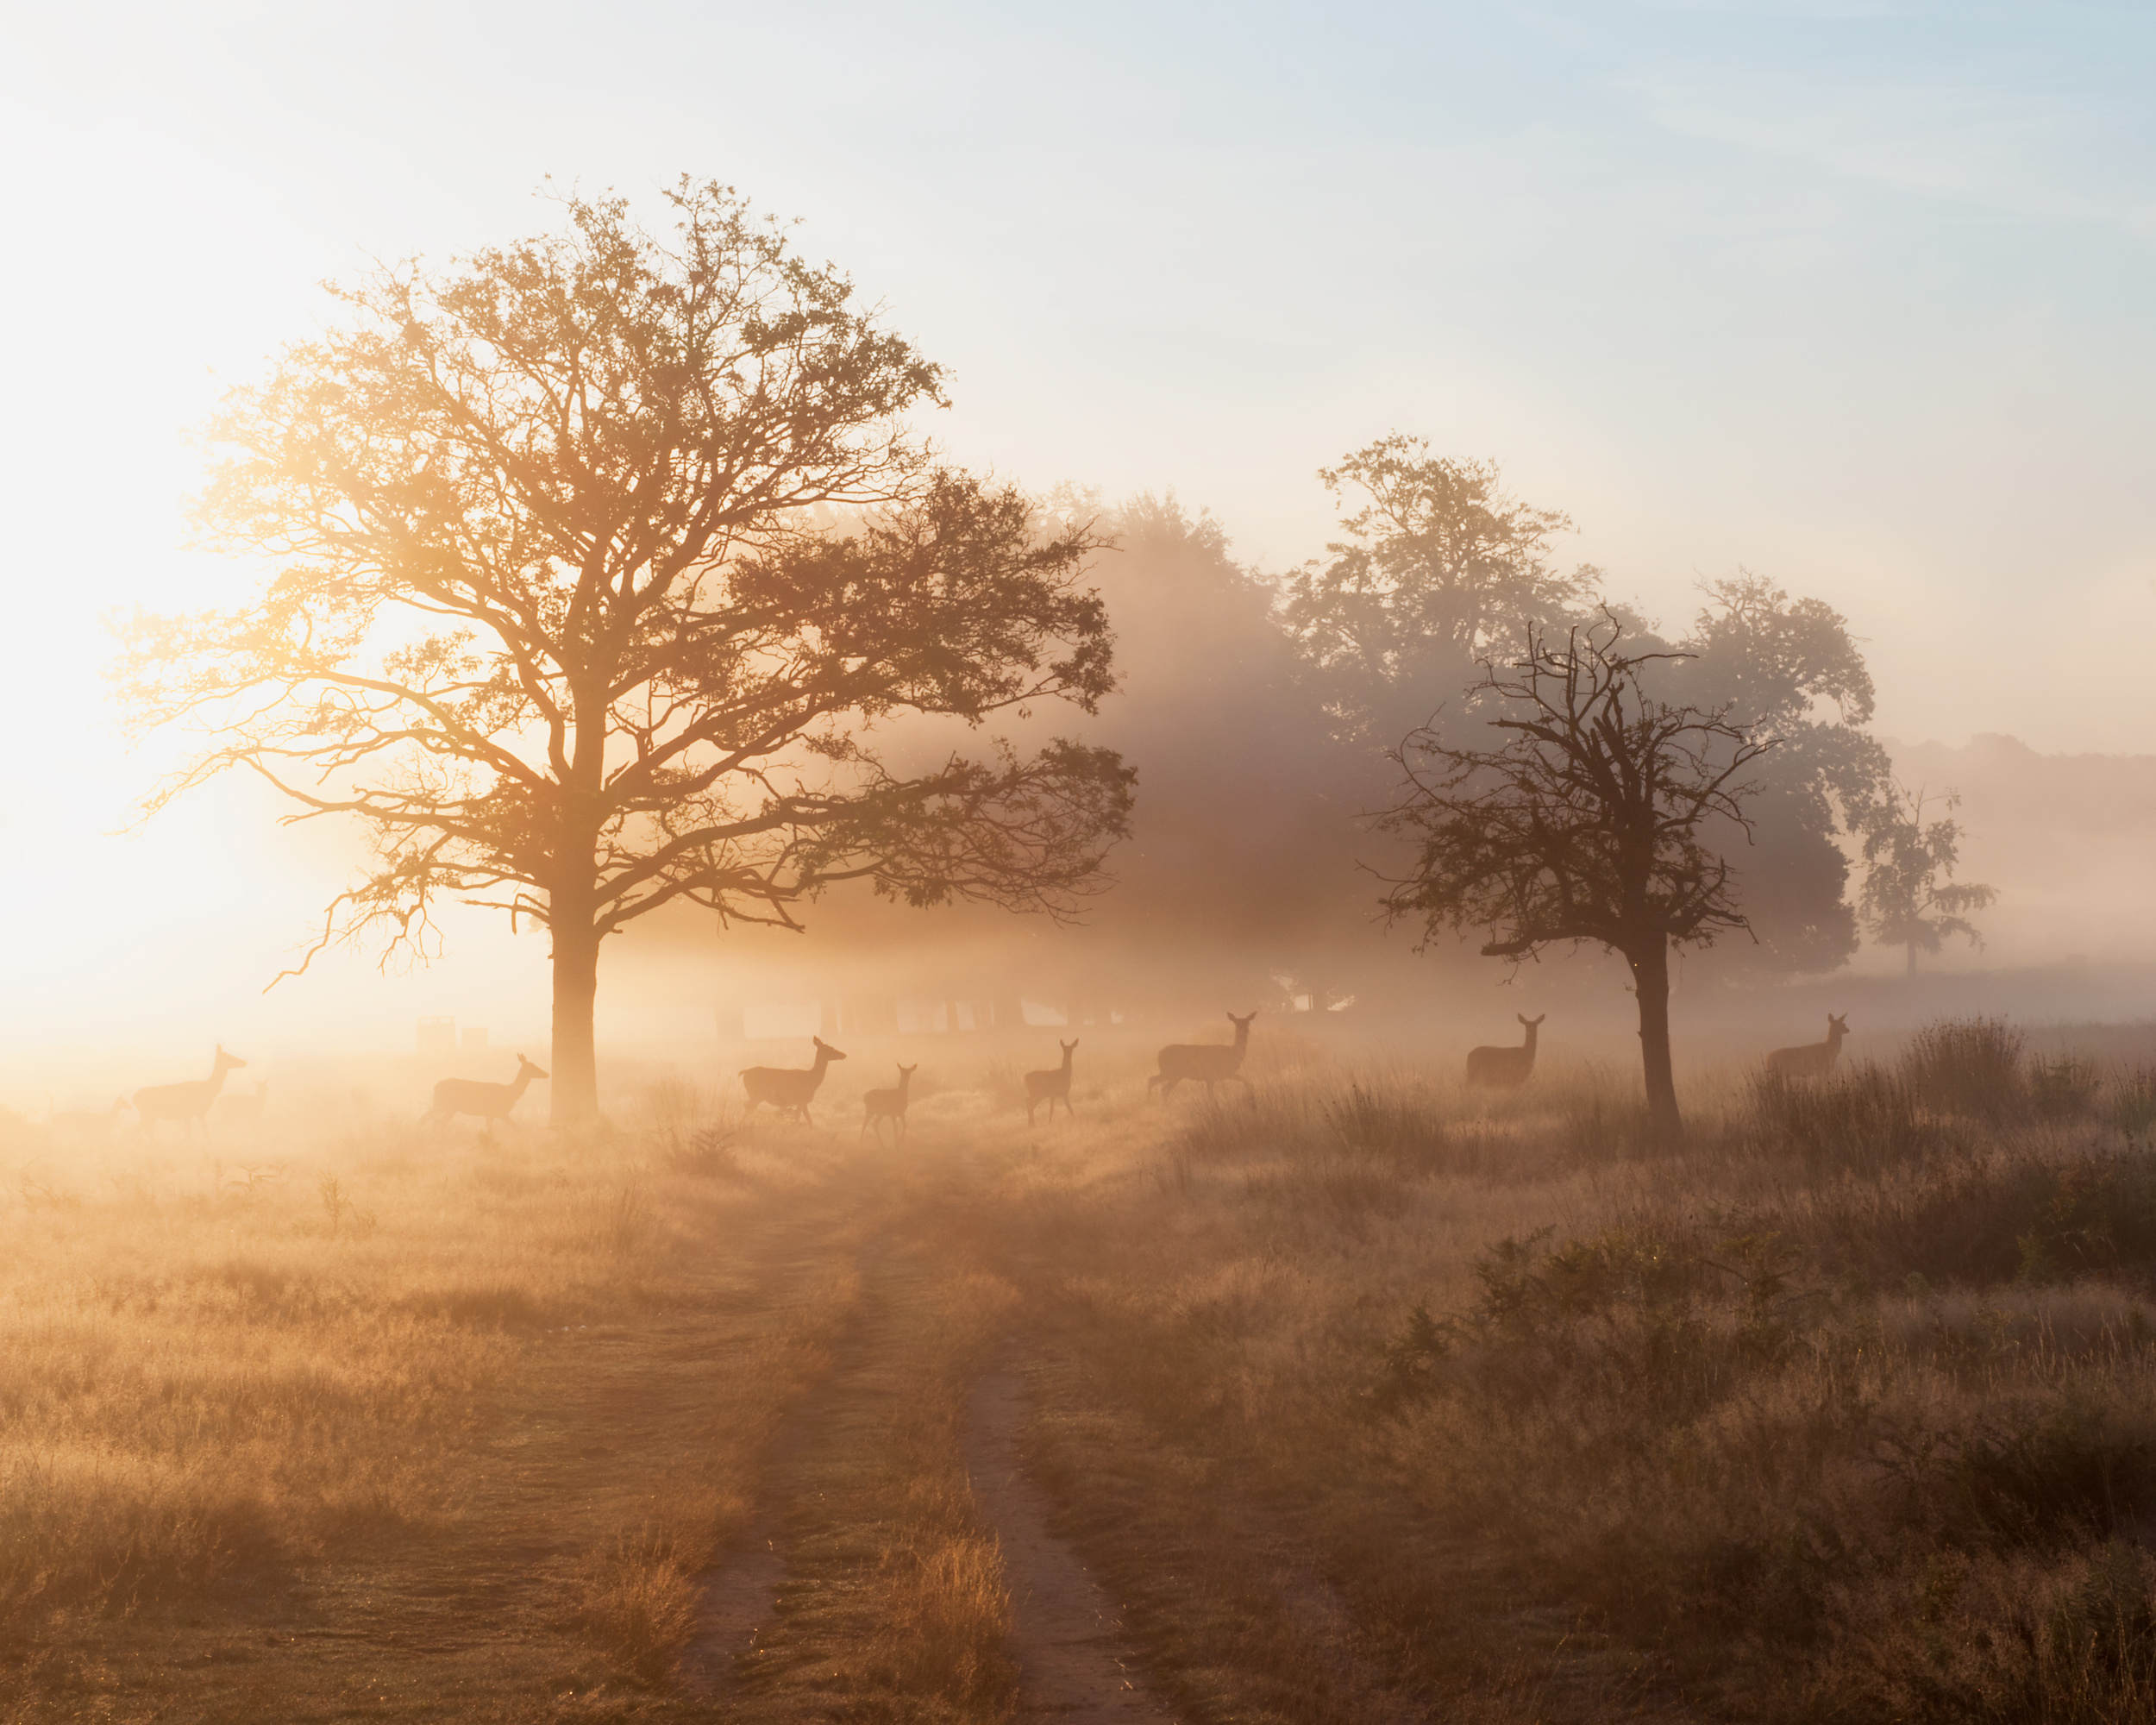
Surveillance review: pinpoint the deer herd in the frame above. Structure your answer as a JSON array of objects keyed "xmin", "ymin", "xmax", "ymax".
[
  {"xmin": 727, "ymin": 1004, "xmax": 1855, "ymax": 1135},
  {"xmin": 41, "ymin": 1010, "xmax": 1856, "ymax": 1147}
]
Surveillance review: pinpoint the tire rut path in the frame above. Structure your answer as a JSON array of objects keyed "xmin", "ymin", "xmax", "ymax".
[
  {"xmin": 966, "ymin": 1359, "xmax": 1180, "ymax": 1722},
  {"xmin": 677, "ymin": 1251, "xmax": 882, "ymax": 1698}
]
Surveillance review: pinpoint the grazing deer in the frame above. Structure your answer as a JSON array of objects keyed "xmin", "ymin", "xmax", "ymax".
[
  {"xmin": 135, "ymin": 1045, "xmax": 248, "ymax": 1140},
  {"xmin": 861, "ymin": 1063, "xmax": 918, "ymax": 1143},
  {"xmin": 422, "ymin": 1054, "xmax": 548, "ymax": 1134},
  {"xmin": 1766, "ymin": 1014, "xmax": 1849, "ymax": 1080},
  {"xmin": 741, "ymin": 1036, "xmax": 847, "ymax": 1125},
  {"xmin": 1025, "ymin": 1039, "xmax": 1079, "ymax": 1125},
  {"xmin": 1149, "ymin": 1013, "xmax": 1257, "ymax": 1101},
  {"xmin": 1465, "ymin": 1015, "xmax": 1545, "ymax": 1089}
]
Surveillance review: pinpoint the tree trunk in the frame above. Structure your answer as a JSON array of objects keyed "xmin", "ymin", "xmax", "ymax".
[
  {"xmin": 1628, "ymin": 940, "xmax": 1683, "ymax": 1143},
  {"xmin": 550, "ymin": 918, "xmax": 600, "ymax": 1127}
]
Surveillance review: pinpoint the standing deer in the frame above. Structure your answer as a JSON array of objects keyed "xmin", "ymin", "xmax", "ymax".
[
  {"xmin": 134, "ymin": 1045, "xmax": 248, "ymax": 1139},
  {"xmin": 741, "ymin": 1036, "xmax": 847, "ymax": 1125},
  {"xmin": 1465, "ymin": 1015, "xmax": 1545, "ymax": 1089},
  {"xmin": 423, "ymin": 1054, "xmax": 548, "ymax": 1134},
  {"xmin": 861, "ymin": 1063, "xmax": 917, "ymax": 1143},
  {"xmin": 1025, "ymin": 1039, "xmax": 1078, "ymax": 1125},
  {"xmin": 1149, "ymin": 1013, "xmax": 1257, "ymax": 1101},
  {"xmin": 1765, "ymin": 1014, "xmax": 1849, "ymax": 1080}
]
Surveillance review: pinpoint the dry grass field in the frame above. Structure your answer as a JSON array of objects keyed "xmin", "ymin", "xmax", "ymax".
[{"xmin": 5, "ymin": 1016, "xmax": 2156, "ymax": 1722}]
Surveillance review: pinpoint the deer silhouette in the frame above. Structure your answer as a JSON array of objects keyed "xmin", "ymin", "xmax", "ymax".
[
  {"xmin": 1466, "ymin": 1015, "xmax": 1545, "ymax": 1089},
  {"xmin": 423, "ymin": 1055, "xmax": 548, "ymax": 1134},
  {"xmin": 861, "ymin": 1063, "xmax": 917, "ymax": 1144},
  {"xmin": 1765, "ymin": 1014, "xmax": 1849, "ymax": 1080},
  {"xmin": 741, "ymin": 1036, "xmax": 847, "ymax": 1125},
  {"xmin": 1025, "ymin": 1039, "xmax": 1079, "ymax": 1125},
  {"xmin": 1149, "ymin": 1013, "xmax": 1257, "ymax": 1101},
  {"xmin": 41, "ymin": 1095, "xmax": 132, "ymax": 1143},
  {"xmin": 134, "ymin": 1045, "xmax": 248, "ymax": 1140}
]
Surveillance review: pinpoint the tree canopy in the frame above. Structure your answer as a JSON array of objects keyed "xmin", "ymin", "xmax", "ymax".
[
  {"xmin": 120, "ymin": 180, "xmax": 1132, "ymax": 1121},
  {"xmin": 1281, "ymin": 436, "xmax": 1596, "ymax": 748}
]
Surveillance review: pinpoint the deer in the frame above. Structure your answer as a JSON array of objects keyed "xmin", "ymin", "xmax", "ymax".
[
  {"xmin": 1765, "ymin": 1014, "xmax": 1849, "ymax": 1080},
  {"xmin": 861, "ymin": 1063, "xmax": 918, "ymax": 1144},
  {"xmin": 134, "ymin": 1045, "xmax": 248, "ymax": 1140},
  {"xmin": 422, "ymin": 1054, "xmax": 548, "ymax": 1134},
  {"xmin": 1465, "ymin": 1015, "xmax": 1545, "ymax": 1090},
  {"xmin": 1149, "ymin": 1013, "xmax": 1257, "ymax": 1101},
  {"xmin": 741, "ymin": 1036, "xmax": 847, "ymax": 1125},
  {"xmin": 1025, "ymin": 1039, "xmax": 1078, "ymax": 1125}
]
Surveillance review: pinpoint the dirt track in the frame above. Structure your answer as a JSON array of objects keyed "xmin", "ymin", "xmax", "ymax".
[{"xmin": 965, "ymin": 1362, "xmax": 1178, "ymax": 1722}]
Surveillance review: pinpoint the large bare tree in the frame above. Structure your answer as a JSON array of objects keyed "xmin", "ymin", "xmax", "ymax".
[
  {"xmin": 1376, "ymin": 614, "xmax": 1772, "ymax": 1138},
  {"xmin": 118, "ymin": 181, "xmax": 1133, "ymax": 1122}
]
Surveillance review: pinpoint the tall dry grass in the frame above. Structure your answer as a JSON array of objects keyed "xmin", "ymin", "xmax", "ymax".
[
  {"xmin": 970, "ymin": 1015, "xmax": 2156, "ymax": 1720},
  {"xmin": 0, "ymin": 1076, "xmax": 778, "ymax": 1647}
]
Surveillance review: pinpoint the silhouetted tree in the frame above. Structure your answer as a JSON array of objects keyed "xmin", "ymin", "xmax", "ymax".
[
  {"xmin": 1376, "ymin": 613, "xmax": 1772, "ymax": 1138},
  {"xmin": 1281, "ymin": 437, "xmax": 1595, "ymax": 749},
  {"xmin": 1854, "ymin": 782, "xmax": 1996, "ymax": 975},
  {"xmin": 118, "ymin": 181, "xmax": 1133, "ymax": 1123}
]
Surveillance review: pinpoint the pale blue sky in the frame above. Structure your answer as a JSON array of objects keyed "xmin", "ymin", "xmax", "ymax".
[{"xmin": 1, "ymin": 1, "xmax": 2150, "ymax": 1052}]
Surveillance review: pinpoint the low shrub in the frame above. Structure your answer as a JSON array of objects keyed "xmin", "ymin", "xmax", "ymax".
[
  {"xmin": 2015, "ymin": 1156, "xmax": 2156, "ymax": 1284},
  {"xmin": 873, "ymin": 1532, "xmax": 1015, "ymax": 1709},
  {"xmin": 1827, "ymin": 1544, "xmax": 2156, "ymax": 1724},
  {"xmin": 2109, "ymin": 1067, "xmax": 2156, "ymax": 1143},
  {"xmin": 1562, "ymin": 1090, "xmax": 1661, "ymax": 1161},
  {"xmin": 573, "ymin": 1522, "xmax": 707, "ymax": 1683},
  {"xmin": 1874, "ymin": 1399, "xmax": 2156, "ymax": 1552},
  {"xmin": 2033, "ymin": 1056, "xmax": 2104, "ymax": 1121},
  {"xmin": 1747, "ymin": 1064, "xmax": 1955, "ymax": 1171},
  {"xmin": 1325, "ymin": 1084, "xmax": 1448, "ymax": 1172},
  {"xmin": 1904, "ymin": 1017, "xmax": 2028, "ymax": 1122}
]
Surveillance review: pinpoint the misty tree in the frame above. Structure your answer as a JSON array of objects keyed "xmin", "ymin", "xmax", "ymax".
[
  {"xmin": 1645, "ymin": 576, "xmax": 1892, "ymax": 976},
  {"xmin": 1282, "ymin": 435, "xmax": 1892, "ymax": 980},
  {"xmin": 1281, "ymin": 436, "xmax": 1596, "ymax": 746},
  {"xmin": 1376, "ymin": 613, "xmax": 1772, "ymax": 1139},
  {"xmin": 1854, "ymin": 782, "xmax": 1996, "ymax": 976},
  {"xmin": 118, "ymin": 181, "xmax": 1134, "ymax": 1124}
]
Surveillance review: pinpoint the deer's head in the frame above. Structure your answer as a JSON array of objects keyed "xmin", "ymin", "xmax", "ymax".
[
  {"xmin": 1519, "ymin": 1014, "xmax": 1547, "ymax": 1028},
  {"xmin": 1828, "ymin": 1014, "xmax": 1849, "ymax": 1036},
  {"xmin": 517, "ymin": 1054, "xmax": 550, "ymax": 1080},
  {"xmin": 812, "ymin": 1037, "xmax": 849, "ymax": 1061},
  {"xmin": 1061, "ymin": 1039, "xmax": 1080, "ymax": 1054}
]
